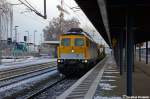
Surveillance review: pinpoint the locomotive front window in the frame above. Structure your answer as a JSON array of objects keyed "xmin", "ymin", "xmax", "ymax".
[
  {"xmin": 61, "ymin": 38, "xmax": 71, "ymax": 46},
  {"xmin": 75, "ymin": 38, "xmax": 84, "ymax": 46}
]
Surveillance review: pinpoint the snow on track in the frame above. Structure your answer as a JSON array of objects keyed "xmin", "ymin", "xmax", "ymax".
[{"xmin": 0, "ymin": 58, "xmax": 57, "ymax": 71}]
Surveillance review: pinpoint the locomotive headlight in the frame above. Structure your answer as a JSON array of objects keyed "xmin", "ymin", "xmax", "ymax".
[
  {"xmin": 71, "ymin": 50, "xmax": 74, "ymax": 53},
  {"xmin": 84, "ymin": 60, "xmax": 87, "ymax": 63},
  {"xmin": 82, "ymin": 59, "xmax": 88, "ymax": 63},
  {"xmin": 58, "ymin": 59, "xmax": 64, "ymax": 63},
  {"xmin": 84, "ymin": 60, "xmax": 88, "ymax": 63},
  {"xmin": 57, "ymin": 60, "xmax": 61, "ymax": 63}
]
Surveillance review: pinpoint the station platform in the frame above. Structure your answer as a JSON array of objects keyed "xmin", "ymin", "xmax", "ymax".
[
  {"xmin": 56, "ymin": 56, "xmax": 150, "ymax": 99},
  {"xmin": 133, "ymin": 60, "xmax": 150, "ymax": 96}
]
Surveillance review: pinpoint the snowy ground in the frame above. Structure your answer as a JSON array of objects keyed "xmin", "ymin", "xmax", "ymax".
[
  {"xmin": 0, "ymin": 56, "xmax": 57, "ymax": 71},
  {"xmin": 94, "ymin": 57, "xmax": 122, "ymax": 99},
  {"xmin": 0, "ymin": 69, "xmax": 60, "ymax": 99},
  {"xmin": 34, "ymin": 79, "xmax": 77, "ymax": 99}
]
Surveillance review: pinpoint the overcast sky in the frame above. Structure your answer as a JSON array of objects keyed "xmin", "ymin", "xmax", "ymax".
[{"xmin": 7, "ymin": 0, "xmax": 105, "ymax": 45}]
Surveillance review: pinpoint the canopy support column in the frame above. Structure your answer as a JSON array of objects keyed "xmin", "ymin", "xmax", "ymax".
[
  {"xmin": 146, "ymin": 41, "xmax": 148, "ymax": 64},
  {"xmin": 126, "ymin": 14, "xmax": 134, "ymax": 96}
]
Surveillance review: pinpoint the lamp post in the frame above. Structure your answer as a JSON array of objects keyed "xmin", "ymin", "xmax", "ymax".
[
  {"xmin": 14, "ymin": 26, "xmax": 19, "ymax": 42},
  {"xmin": 25, "ymin": 31, "xmax": 29, "ymax": 53},
  {"xmin": 14, "ymin": 26, "xmax": 19, "ymax": 61},
  {"xmin": 34, "ymin": 30, "xmax": 37, "ymax": 52}
]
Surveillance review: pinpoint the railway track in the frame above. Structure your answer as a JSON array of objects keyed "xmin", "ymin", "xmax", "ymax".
[
  {"xmin": 26, "ymin": 77, "xmax": 66, "ymax": 99},
  {"xmin": 0, "ymin": 62, "xmax": 57, "ymax": 87},
  {"xmin": 0, "ymin": 68, "xmax": 61, "ymax": 99}
]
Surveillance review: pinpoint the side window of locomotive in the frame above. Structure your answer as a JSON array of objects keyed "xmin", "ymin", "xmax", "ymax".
[
  {"xmin": 61, "ymin": 38, "xmax": 70, "ymax": 46},
  {"xmin": 75, "ymin": 38, "xmax": 84, "ymax": 46}
]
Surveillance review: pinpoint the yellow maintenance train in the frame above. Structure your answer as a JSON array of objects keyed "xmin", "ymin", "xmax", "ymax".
[{"xmin": 57, "ymin": 28, "xmax": 103, "ymax": 76}]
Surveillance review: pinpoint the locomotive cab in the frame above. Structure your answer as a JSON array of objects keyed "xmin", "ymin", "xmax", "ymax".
[{"xmin": 57, "ymin": 35, "xmax": 89, "ymax": 64}]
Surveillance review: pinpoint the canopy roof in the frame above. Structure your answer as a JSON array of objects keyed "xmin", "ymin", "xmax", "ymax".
[{"xmin": 75, "ymin": 0, "xmax": 150, "ymax": 46}]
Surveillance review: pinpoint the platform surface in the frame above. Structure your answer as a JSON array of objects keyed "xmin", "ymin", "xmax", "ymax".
[{"xmin": 57, "ymin": 56, "xmax": 150, "ymax": 99}]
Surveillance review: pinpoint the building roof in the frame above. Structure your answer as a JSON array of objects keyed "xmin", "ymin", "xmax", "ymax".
[{"xmin": 43, "ymin": 41, "xmax": 60, "ymax": 45}]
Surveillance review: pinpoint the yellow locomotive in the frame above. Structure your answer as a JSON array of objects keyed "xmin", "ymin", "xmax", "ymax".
[{"xmin": 57, "ymin": 28, "xmax": 102, "ymax": 76}]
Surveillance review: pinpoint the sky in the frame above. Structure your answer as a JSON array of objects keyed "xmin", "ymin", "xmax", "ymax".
[{"xmin": 7, "ymin": 0, "xmax": 106, "ymax": 45}]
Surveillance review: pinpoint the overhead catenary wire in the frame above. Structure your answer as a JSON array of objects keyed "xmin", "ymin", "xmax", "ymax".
[
  {"xmin": 10, "ymin": 0, "xmax": 50, "ymax": 34},
  {"xmin": 24, "ymin": 0, "xmax": 39, "ymax": 12},
  {"xmin": 18, "ymin": 0, "xmax": 46, "ymax": 19},
  {"xmin": 18, "ymin": 0, "xmax": 39, "ymax": 13}
]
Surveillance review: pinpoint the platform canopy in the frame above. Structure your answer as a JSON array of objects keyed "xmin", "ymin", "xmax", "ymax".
[
  {"xmin": 43, "ymin": 41, "xmax": 60, "ymax": 45},
  {"xmin": 75, "ymin": 0, "xmax": 150, "ymax": 46}
]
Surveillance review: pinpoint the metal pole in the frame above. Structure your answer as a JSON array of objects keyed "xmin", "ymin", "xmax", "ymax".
[
  {"xmin": 139, "ymin": 45, "xmax": 141, "ymax": 61},
  {"xmin": 14, "ymin": 26, "xmax": 18, "ymax": 61},
  {"xmin": 116, "ymin": 39, "xmax": 120, "ymax": 67},
  {"xmin": 0, "ymin": 16, "xmax": 2, "ymax": 64},
  {"xmin": 146, "ymin": 41, "xmax": 148, "ymax": 64},
  {"xmin": 25, "ymin": 31, "xmax": 29, "ymax": 54},
  {"xmin": 126, "ymin": 12, "xmax": 133, "ymax": 96},
  {"xmin": 134, "ymin": 44, "xmax": 136, "ymax": 58},
  {"xmin": 40, "ymin": 33, "xmax": 42, "ymax": 45},
  {"xmin": 28, "ymin": 32, "xmax": 29, "ymax": 43},
  {"xmin": 132, "ymin": 44, "xmax": 135, "ymax": 72},
  {"xmin": 120, "ymin": 33, "xmax": 123, "ymax": 75},
  {"xmin": 34, "ymin": 31, "xmax": 35, "ymax": 52},
  {"xmin": 14, "ymin": 26, "xmax": 18, "ymax": 42},
  {"xmin": 34, "ymin": 30, "xmax": 37, "ymax": 52},
  {"xmin": 44, "ymin": 0, "xmax": 47, "ymax": 19},
  {"xmin": 60, "ymin": 0, "xmax": 64, "ymax": 34},
  {"xmin": 28, "ymin": 31, "xmax": 29, "ymax": 54}
]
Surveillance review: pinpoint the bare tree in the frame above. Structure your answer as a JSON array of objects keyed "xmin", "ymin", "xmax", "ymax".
[
  {"xmin": 43, "ymin": 17, "xmax": 80, "ymax": 41},
  {"xmin": 0, "ymin": 0, "xmax": 13, "ymax": 64}
]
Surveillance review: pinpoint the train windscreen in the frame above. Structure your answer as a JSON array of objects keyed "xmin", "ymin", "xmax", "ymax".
[
  {"xmin": 61, "ymin": 38, "xmax": 71, "ymax": 46},
  {"xmin": 75, "ymin": 38, "xmax": 84, "ymax": 46}
]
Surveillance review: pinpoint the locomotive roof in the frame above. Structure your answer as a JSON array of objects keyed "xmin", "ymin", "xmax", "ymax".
[
  {"xmin": 62, "ymin": 28, "xmax": 94, "ymax": 40},
  {"xmin": 67, "ymin": 28, "xmax": 83, "ymax": 33},
  {"xmin": 61, "ymin": 28, "xmax": 97, "ymax": 43}
]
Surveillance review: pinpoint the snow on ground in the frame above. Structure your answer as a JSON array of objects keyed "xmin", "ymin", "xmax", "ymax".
[
  {"xmin": 105, "ymin": 70, "xmax": 118, "ymax": 72},
  {"xmin": 104, "ymin": 72, "xmax": 120, "ymax": 74},
  {"xmin": 94, "ymin": 57, "xmax": 122, "ymax": 98},
  {"xmin": 2, "ymin": 59, "xmax": 25, "ymax": 63},
  {"xmin": 0, "ymin": 57, "xmax": 57, "ymax": 71},
  {"xmin": 102, "ymin": 76, "xmax": 118, "ymax": 78},
  {"xmin": 0, "ymin": 70, "xmax": 58, "ymax": 98},
  {"xmin": 94, "ymin": 96, "xmax": 122, "ymax": 99},
  {"xmin": 100, "ymin": 79, "xmax": 116, "ymax": 82},
  {"xmin": 99, "ymin": 83, "xmax": 117, "ymax": 91}
]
